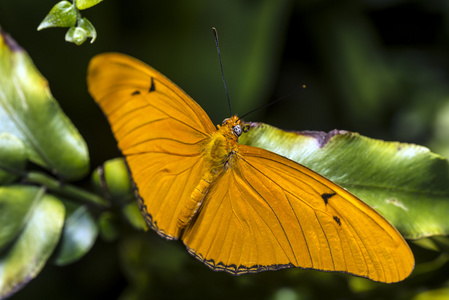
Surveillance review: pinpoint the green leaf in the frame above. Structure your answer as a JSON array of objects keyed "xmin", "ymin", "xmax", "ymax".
[
  {"xmin": 240, "ymin": 122, "xmax": 449, "ymax": 239},
  {"xmin": 98, "ymin": 212, "xmax": 120, "ymax": 242},
  {"xmin": 91, "ymin": 158, "xmax": 133, "ymax": 205},
  {"xmin": 75, "ymin": 0, "xmax": 103, "ymax": 10},
  {"xmin": 0, "ymin": 133, "xmax": 26, "ymax": 184},
  {"xmin": 37, "ymin": 1, "xmax": 77, "ymax": 31},
  {"xmin": 78, "ymin": 18, "xmax": 97, "ymax": 43},
  {"xmin": 0, "ymin": 188, "xmax": 65, "ymax": 299},
  {"xmin": 413, "ymin": 287, "xmax": 449, "ymax": 300},
  {"xmin": 54, "ymin": 205, "xmax": 98, "ymax": 266},
  {"xmin": 430, "ymin": 236, "xmax": 449, "ymax": 253},
  {"xmin": 0, "ymin": 29, "xmax": 89, "ymax": 181},
  {"xmin": 0, "ymin": 186, "xmax": 42, "ymax": 251},
  {"xmin": 122, "ymin": 202, "xmax": 148, "ymax": 231},
  {"xmin": 412, "ymin": 238, "xmax": 441, "ymax": 252}
]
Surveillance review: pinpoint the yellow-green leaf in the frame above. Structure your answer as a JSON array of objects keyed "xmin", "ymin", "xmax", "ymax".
[
  {"xmin": 37, "ymin": 1, "xmax": 77, "ymax": 31},
  {"xmin": 0, "ymin": 29, "xmax": 89, "ymax": 181},
  {"xmin": 75, "ymin": 0, "xmax": 103, "ymax": 10}
]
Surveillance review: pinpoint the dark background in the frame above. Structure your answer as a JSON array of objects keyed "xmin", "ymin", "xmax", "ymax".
[{"xmin": 1, "ymin": 0, "xmax": 449, "ymax": 299}]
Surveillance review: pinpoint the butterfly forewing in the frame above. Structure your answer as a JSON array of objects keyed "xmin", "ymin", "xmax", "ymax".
[{"xmin": 88, "ymin": 53, "xmax": 216, "ymax": 239}]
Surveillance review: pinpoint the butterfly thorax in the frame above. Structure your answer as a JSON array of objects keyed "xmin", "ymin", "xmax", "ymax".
[{"xmin": 177, "ymin": 116, "xmax": 241, "ymax": 228}]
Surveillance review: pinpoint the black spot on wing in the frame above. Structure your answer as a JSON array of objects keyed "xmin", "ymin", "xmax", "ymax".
[
  {"xmin": 333, "ymin": 216, "xmax": 341, "ymax": 226},
  {"xmin": 149, "ymin": 77, "xmax": 156, "ymax": 92},
  {"xmin": 131, "ymin": 90, "xmax": 141, "ymax": 95},
  {"xmin": 321, "ymin": 192, "xmax": 336, "ymax": 205}
]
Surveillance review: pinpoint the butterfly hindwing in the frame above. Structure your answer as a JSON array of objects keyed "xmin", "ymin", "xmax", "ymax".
[{"xmin": 182, "ymin": 145, "xmax": 414, "ymax": 282}]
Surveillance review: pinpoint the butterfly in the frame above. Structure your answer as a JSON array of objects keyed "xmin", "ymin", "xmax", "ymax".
[{"xmin": 87, "ymin": 53, "xmax": 414, "ymax": 283}]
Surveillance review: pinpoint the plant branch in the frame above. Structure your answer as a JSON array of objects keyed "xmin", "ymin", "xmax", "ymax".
[{"xmin": 24, "ymin": 171, "xmax": 109, "ymax": 208}]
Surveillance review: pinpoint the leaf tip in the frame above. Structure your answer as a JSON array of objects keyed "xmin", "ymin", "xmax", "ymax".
[{"xmin": 36, "ymin": 22, "xmax": 47, "ymax": 31}]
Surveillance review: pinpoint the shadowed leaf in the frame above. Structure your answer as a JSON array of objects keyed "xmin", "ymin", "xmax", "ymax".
[
  {"xmin": 0, "ymin": 187, "xmax": 65, "ymax": 299},
  {"xmin": 0, "ymin": 133, "xmax": 26, "ymax": 184},
  {"xmin": 53, "ymin": 205, "xmax": 98, "ymax": 266},
  {"xmin": 0, "ymin": 186, "xmax": 42, "ymax": 251}
]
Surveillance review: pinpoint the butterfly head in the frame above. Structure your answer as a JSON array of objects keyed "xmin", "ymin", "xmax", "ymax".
[{"xmin": 220, "ymin": 115, "xmax": 243, "ymax": 138}]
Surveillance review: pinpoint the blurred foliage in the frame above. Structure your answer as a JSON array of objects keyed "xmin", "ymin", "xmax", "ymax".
[{"xmin": 1, "ymin": 0, "xmax": 449, "ymax": 299}]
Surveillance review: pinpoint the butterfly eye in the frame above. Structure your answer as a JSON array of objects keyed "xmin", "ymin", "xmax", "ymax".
[{"xmin": 233, "ymin": 125, "xmax": 242, "ymax": 137}]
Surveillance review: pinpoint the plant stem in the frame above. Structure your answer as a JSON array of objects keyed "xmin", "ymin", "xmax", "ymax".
[
  {"xmin": 24, "ymin": 171, "xmax": 109, "ymax": 208},
  {"xmin": 72, "ymin": 0, "xmax": 82, "ymax": 25}
]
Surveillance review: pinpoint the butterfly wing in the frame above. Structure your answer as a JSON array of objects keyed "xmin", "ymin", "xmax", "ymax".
[
  {"xmin": 88, "ymin": 53, "xmax": 217, "ymax": 239},
  {"xmin": 182, "ymin": 144, "xmax": 414, "ymax": 283}
]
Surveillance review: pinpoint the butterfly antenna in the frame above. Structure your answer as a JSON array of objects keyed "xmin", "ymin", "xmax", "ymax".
[
  {"xmin": 238, "ymin": 85, "xmax": 307, "ymax": 121},
  {"xmin": 212, "ymin": 27, "xmax": 232, "ymax": 117}
]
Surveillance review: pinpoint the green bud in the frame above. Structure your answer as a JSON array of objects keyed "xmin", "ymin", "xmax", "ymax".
[
  {"xmin": 65, "ymin": 26, "xmax": 87, "ymax": 46},
  {"xmin": 78, "ymin": 18, "xmax": 97, "ymax": 43},
  {"xmin": 91, "ymin": 158, "xmax": 133, "ymax": 204}
]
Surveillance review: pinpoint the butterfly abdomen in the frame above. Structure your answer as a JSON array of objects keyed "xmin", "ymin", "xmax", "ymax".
[
  {"xmin": 177, "ymin": 119, "xmax": 239, "ymax": 228},
  {"xmin": 178, "ymin": 177, "xmax": 211, "ymax": 228}
]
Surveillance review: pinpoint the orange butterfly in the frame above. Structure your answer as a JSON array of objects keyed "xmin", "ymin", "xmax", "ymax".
[{"xmin": 87, "ymin": 53, "xmax": 414, "ymax": 283}]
